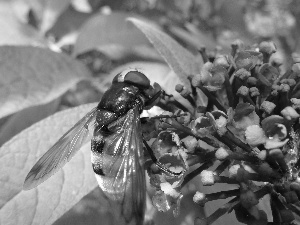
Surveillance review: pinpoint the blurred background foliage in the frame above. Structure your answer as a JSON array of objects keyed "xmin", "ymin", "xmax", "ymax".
[{"xmin": 1, "ymin": 0, "xmax": 300, "ymax": 224}]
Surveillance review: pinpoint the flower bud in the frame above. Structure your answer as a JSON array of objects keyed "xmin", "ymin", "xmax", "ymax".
[
  {"xmin": 249, "ymin": 87, "xmax": 259, "ymax": 97},
  {"xmin": 200, "ymin": 62, "xmax": 213, "ymax": 84},
  {"xmin": 214, "ymin": 55, "xmax": 230, "ymax": 68},
  {"xmin": 237, "ymin": 86, "xmax": 249, "ymax": 96},
  {"xmin": 280, "ymin": 83, "xmax": 290, "ymax": 92},
  {"xmin": 259, "ymin": 41, "xmax": 277, "ymax": 55},
  {"xmin": 247, "ymin": 76, "xmax": 258, "ymax": 85},
  {"xmin": 201, "ymin": 65, "xmax": 226, "ymax": 91},
  {"xmin": 228, "ymin": 164, "xmax": 240, "ymax": 178},
  {"xmin": 280, "ymin": 78, "xmax": 296, "ymax": 87},
  {"xmin": 215, "ymin": 147, "xmax": 229, "ymax": 161},
  {"xmin": 281, "ymin": 106, "xmax": 300, "ymax": 120},
  {"xmin": 193, "ymin": 191, "xmax": 206, "ymax": 206},
  {"xmin": 260, "ymin": 101, "xmax": 276, "ymax": 114},
  {"xmin": 231, "ymin": 39, "xmax": 245, "ymax": 51},
  {"xmin": 160, "ymin": 182, "xmax": 181, "ymax": 198},
  {"xmin": 271, "ymin": 57, "xmax": 283, "ymax": 68},
  {"xmin": 235, "ymin": 51, "xmax": 260, "ymax": 70},
  {"xmin": 175, "ymin": 84, "xmax": 191, "ymax": 98},
  {"xmin": 200, "ymin": 170, "xmax": 215, "ymax": 186},
  {"xmin": 245, "ymin": 125, "xmax": 267, "ymax": 146},
  {"xmin": 181, "ymin": 136, "xmax": 198, "ymax": 152},
  {"xmin": 291, "ymin": 98, "xmax": 300, "ymax": 109},
  {"xmin": 234, "ymin": 68, "xmax": 251, "ymax": 80},
  {"xmin": 191, "ymin": 73, "xmax": 201, "ymax": 87}
]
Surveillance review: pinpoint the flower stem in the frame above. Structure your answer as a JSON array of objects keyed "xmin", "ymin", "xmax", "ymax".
[
  {"xmin": 196, "ymin": 85, "xmax": 227, "ymax": 113},
  {"xmin": 180, "ymin": 161, "xmax": 213, "ymax": 188},
  {"xmin": 224, "ymin": 73, "xmax": 234, "ymax": 107}
]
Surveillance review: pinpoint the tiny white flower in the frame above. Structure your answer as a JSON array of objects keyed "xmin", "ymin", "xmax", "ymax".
[
  {"xmin": 160, "ymin": 182, "xmax": 180, "ymax": 198},
  {"xmin": 193, "ymin": 191, "xmax": 206, "ymax": 205},
  {"xmin": 228, "ymin": 164, "xmax": 241, "ymax": 178},
  {"xmin": 260, "ymin": 101, "xmax": 276, "ymax": 114},
  {"xmin": 215, "ymin": 147, "xmax": 229, "ymax": 160},
  {"xmin": 181, "ymin": 136, "xmax": 198, "ymax": 152},
  {"xmin": 200, "ymin": 170, "xmax": 215, "ymax": 186},
  {"xmin": 245, "ymin": 125, "xmax": 267, "ymax": 146},
  {"xmin": 171, "ymin": 132, "xmax": 181, "ymax": 146},
  {"xmin": 281, "ymin": 106, "xmax": 300, "ymax": 120}
]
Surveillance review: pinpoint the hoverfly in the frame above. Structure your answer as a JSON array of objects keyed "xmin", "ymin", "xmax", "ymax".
[{"xmin": 23, "ymin": 69, "xmax": 176, "ymax": 225}]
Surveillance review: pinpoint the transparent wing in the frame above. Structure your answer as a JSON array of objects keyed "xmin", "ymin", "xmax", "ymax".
[
  {"xmin": 94, "ymin": 106, "xmax": 146, "ymax": 224},
  {"xmin": 23, "ymin": 107, "xmax": 98, "ymax": 190},
  {"xmin": 114, "ymin": 107, "xmax": 146, "ymax": 224}
]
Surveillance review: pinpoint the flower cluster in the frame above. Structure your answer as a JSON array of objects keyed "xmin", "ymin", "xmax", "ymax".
[{"xmin": 145, "ymin": 40, "xmax": 300, "ymax": 224}]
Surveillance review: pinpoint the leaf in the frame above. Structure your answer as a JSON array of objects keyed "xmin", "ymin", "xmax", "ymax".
[
  {"xmin": 53, "ymin": 187, "xmax": 114, "ymax": 225},
  {"xmin": 73, "ymin": 12, "xmax": 150, "ymax": 56},
  {"xmin": 96, "ymin": 45, "xmax": 162, "ymax": 62},
  {"xmin": 168, "ymin": 24, "xmax": 218, "ymax": 51},
  {"xmin": 0, "ymin": 103, "xmax": 98, "ymax": 225},
  {"xmin": 0, "ymin": 46, "xmax": 91, "ymax": 119},
  {"xmin": 0, "ymin": 99, "xmax": 60, "ymax": 147},
  {"xmin": 46, "ymin": 5, "xmax": 92, "ymax": 40},
  {"xmin": 12, "ymin": 0, "xmax": 72, "ymax": 34},
  {"xmin": 35, "ymin": 0, "xmax": 72, "ymax": 34},
  {"xmin": 128, "ymin": 17, "xmax": 200, "ymax": 92},
  {"xmin": 0, "ymin": 1, "xmax": 46, "ymax": 46}
]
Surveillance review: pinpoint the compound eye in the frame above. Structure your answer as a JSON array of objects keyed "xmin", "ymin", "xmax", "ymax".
[{"xmin": 113, "ymin": 69, "xmax": 150, "ymax": 88}]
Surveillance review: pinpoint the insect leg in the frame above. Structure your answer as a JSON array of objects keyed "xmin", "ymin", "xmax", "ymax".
[
  {"xmin": 142, "ymin": 139, "xmax": 183, "ymax": 176},
  {"xmin": 144, "ymin": 89, "xmax": 162, "ymax": 109}
]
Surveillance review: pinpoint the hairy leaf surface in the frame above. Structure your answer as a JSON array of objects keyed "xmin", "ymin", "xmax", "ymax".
[
  {"xmin": 0, "ymin": 2, "xmax": 46, "ymax": 46},
  {"xmin": 128, "ymin": 18, "xmax": 200, "ymax": 92},
  {"xmin": 0, "ymin": 103, "xmax": 97, "ymax": 225},
  {"xmin": 0, "ymin": 46, "xmax": 91, "ymax": 118},
  {"xmin": 73, "ymin": 12, "xmax": 150, "ymax": 56}
]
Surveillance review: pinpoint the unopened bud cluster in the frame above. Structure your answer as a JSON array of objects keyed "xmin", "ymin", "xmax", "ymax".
[{"xmin": 144, "ymin": 40, "xmax": 300, "ymax": 225}]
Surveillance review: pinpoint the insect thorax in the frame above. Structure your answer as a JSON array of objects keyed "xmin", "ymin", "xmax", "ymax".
[{"xmin": 97, "ymin": 82, "xmax": 146, "ymax": 117}]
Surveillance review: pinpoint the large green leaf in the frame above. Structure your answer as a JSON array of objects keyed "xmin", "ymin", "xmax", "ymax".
[
  {"xmin": 0, "ymin": 46, "xmax": 91, "ymax": 119},
  {"xmin": 0, "ymin": 103, "xmax": 98, "ymax": 225},
  {"xmin": 128, "ymin": 17, "xmax": 200, "ymax": 92},
  {"xmin": 73, "ymin": 12, "xmax": 150, "ymax": 56},
  {"xmin": 0, "ymin": 1, "xmax": 46, "ymax": 46},
  {"xmin": 12, "ymin": 0, "xmax": 72, "ymax": 34},
  {"xmin": 0, "ymin": 99, "xmax": 60, "ymax": 146}
]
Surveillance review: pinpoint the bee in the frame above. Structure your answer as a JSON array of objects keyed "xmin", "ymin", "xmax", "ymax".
[{"xmin": 23, "ymin": 69, "xmax": 170, "ymax": 225}]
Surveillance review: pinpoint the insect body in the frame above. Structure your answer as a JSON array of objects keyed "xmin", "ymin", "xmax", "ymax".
[{"xmin": 23, "ymin": 69, "xmax": 161, "ymax": 225}]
